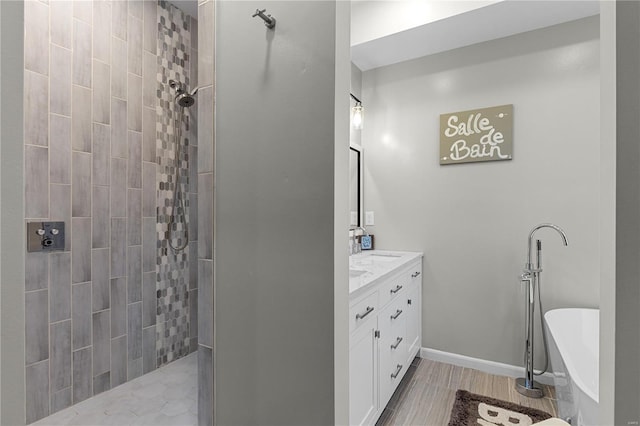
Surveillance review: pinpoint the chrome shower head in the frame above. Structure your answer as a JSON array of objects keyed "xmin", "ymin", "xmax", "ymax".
[
  {"xmin": 175, "ymin": 92, "xmax": 195, "ymax": 108},
  {"xmin": 169, "ymin": 80, "xmax": 197, "ymax": 107}
]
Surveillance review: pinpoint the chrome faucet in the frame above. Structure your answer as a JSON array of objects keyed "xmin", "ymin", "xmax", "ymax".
[
  {"xmin": 349, "ymin": 226, "xmax": 368, "ymax": 255},
  {"xmin": 349, "ymin": 226, "xmax": 368, "ymax": 235},
  {"xmin": 516, "ymin": 223, "xmax": 568, "ymax": 399},
  {"xmin": 525, "ymin": 223, "xmax": 568, "ymax": 271}
]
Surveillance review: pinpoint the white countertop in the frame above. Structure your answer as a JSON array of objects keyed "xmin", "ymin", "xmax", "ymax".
[{"xmin": 349, "ymin": 250, "xmax": 423, "ymax": 298}]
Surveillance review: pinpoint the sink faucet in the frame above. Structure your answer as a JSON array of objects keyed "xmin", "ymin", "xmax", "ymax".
[
  {"xmin": 349, "ymin": 226, "xmax": 368, "ymax": 255},
  {"xmin": 349, "ymin": 226, "xmax": 368, "ymax": 235}
]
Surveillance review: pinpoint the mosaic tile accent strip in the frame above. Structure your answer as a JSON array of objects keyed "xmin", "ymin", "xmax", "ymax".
[{"xmin": 156, "ymin": 0, "xmax": 197, "ymax": 367}]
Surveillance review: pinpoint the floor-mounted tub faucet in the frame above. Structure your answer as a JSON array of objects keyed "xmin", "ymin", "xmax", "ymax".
[
  {"xmin": 516, "ymin": 223, "xmax": 568, "ymax": 399},
  {"xmin": 526, "ymin": 223, "xmax": 568, "ymax": 270}
]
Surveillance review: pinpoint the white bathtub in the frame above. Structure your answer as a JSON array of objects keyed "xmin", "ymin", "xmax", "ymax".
[{"xmin": 544, "ymin": 308, "xmax": 599, "ymax": 426}]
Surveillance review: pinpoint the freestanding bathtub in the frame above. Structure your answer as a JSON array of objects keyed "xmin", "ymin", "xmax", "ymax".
[{"xmin": 544, "ymin": 308, "xmax": 599, "ymax": 426}]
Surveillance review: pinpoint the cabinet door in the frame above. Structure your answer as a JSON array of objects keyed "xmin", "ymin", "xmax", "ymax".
[
  {"xmin": 350, "ymin": 321, "xmax": 378, "ymax": 426},
  {"xmin": 405, "ymin": 282, "xmax": 421, "ymax": 366},
  {"xmin": 378, "ymin": 299, "xmax": 407, "ymax": 408}
]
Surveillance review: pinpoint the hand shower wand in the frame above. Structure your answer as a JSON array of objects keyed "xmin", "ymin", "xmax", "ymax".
[{"xmin": 516, "ymin": 223, "xmax": 568, "ymax": 398}]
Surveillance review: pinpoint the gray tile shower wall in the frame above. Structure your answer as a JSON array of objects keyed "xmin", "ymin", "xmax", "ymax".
[
  {"xmin": 197, "ymin": 1, "xmax": 215, "ymax": 424},
  {"xmin": 22, "ymin": 1, "xmax": 198, "ymax": 423}
]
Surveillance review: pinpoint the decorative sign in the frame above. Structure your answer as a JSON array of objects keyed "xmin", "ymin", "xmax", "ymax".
[{"xmin": 440, "ymin": 104, "xmax": 513, "ymax": 165}]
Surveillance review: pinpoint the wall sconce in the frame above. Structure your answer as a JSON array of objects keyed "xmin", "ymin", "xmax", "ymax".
[{"xmin": 350, "ymin": 93, "xmax": 363, "ymax": 130}]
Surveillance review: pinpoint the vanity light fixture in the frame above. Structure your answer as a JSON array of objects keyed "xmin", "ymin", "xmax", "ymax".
[{"xmin": 350, "ymin": 93, "xmax": 364, "ymax": 130}]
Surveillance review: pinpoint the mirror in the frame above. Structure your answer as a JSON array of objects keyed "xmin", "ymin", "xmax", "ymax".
[{"xmin": 349, "ymin": 144, "xmax": 363, "ymax": 226}]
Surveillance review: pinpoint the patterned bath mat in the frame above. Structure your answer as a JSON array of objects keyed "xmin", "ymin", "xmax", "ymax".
[{"xmin": 448, "ymin": 389, "xmax": 552, "ymax": 426}]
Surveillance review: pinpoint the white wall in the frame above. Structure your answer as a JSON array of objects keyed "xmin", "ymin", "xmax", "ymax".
[{"xmin": 362, "ymin": 17, "xmax": 600, "ymax": 367}]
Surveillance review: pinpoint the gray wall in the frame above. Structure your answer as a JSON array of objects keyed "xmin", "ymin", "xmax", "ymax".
[
  {"xmin": 213, "ymin": 1, "xmax": 343, "ymax": 424},
  {"xmin": 614, "ymin": 2, "xmax": 640, "ymax": 423},
  {"xmin": 0, "ymin": 0, "xmax": 2, "ymax": 418},
  {"xmin": 335, "ymin": 3, "xmax": 351, "ymax": 424},
  {"xmin": 361, "ymin": 17, "xmax": 600, "ymax": 367},
  {"xmin": 1, "ymin": 1, "xmax": 25, "ymax": 424},
  {"xmin": 599, "ymin": 2, "xmax": 615, "ymax": 424}
]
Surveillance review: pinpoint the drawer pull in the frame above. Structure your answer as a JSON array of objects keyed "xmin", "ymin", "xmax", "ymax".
[
  {"xmin": 408, "ymin": 299, "xmax": 412, "ymax": 305},
  {"xmin": 390, "ymin": 285, "xmax": 403, "ymax": 294},
  {"xmin": 391, "ymin": 337, "xmax": 403, "ymax": 350},
  {"xmin": 391, "ymin": 364, "xmax": 403, "ymax": 379},
  {"xmin": 356, "ymin": 306, "xmax": 374, "ymax": 320},
  {"xmin": 391, "ymin": 309, "xmax": 403, "ymax": 320},
  {"xmin": 411, "ymin": 271, "xmax": 421, "ymax": 278}
]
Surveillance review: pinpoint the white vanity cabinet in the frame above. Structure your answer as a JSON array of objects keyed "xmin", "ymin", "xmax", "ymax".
[
  {"xmin": 349, "ymin": 292, "xmax": 379, "ymax": 426},
  {"xmin": 349, "ymin": 253, "xmax": 422, "ymax": 426},
  {"xmin": 349, "ymin": 314, "xmax": 378, "ymax": 426},
  {"xmin": 405, "ymin": 264, "xmax": 422, "ymax": 367}
]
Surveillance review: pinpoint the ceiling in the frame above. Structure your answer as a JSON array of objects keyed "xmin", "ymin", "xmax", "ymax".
[
  {"xmin": 351, "ymin": 0, "xmax": 600, "ymax": 71},
  {"xmin": 166, "ymin": 0, "xmax": 600, "ymax": 71}
]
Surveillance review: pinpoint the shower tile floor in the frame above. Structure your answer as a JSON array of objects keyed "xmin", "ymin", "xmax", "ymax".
[{"xmin": 33, "ymin": 353, "xmax": 197, "ymax": 426}]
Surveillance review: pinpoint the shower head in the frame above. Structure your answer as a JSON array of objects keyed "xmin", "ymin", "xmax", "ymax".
[
  {"xmin": 169, "ymin": 80, "xmax": 198, "ymax": 108},
  {"xmin": 176, "ymin": 92, "xmax": 195, "ymax": 108}
]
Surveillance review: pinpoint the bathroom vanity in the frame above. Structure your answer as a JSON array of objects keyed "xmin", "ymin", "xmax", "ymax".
[{"xmin": 349, "ymin": 250, "xmax": 423, "ymax": 426}]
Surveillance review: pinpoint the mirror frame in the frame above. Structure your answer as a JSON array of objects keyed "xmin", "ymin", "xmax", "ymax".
[{"xmin": 349, "ymin": 143, "xmax": 363, "ymax": 227}]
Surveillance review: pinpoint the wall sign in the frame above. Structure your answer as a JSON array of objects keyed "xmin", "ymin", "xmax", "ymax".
[{"xmin": 440, "ymin": 104, "xmax": 513, "ymax": 165}]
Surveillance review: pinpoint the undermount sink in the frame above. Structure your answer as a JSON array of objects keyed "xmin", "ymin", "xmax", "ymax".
[
  {"xmin": 349, "ymin": 269, "xmax": 368, "ymax": 278},
  {"xmin": 369, "ymin": 253, "xmax": 402, "ymax": 262}
]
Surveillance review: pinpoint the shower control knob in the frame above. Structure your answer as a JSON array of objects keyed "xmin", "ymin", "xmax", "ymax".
[{"xmin": 27, "ymin": 221, "xmax": 66, "ymax": 252}]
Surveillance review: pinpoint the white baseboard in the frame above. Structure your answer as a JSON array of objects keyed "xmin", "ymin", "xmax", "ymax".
[{"xmin": 419, "ymin": 347, "xmax": 555, "ymax": 386}]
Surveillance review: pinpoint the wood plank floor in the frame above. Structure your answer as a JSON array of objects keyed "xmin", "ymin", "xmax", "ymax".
[{"xmin": 376, "ymin": 357, "xmax": 557, "ymax": 426}]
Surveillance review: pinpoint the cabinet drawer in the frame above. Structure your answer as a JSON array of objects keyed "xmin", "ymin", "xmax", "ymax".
[
  {"xmin": 407, "ymin": 262, "xmax": 422, "ymax": 288},
  {"xmin": 378, "ymin": 297, "xmax": 408, "ymax": 406},
  {"xmin": 349, "ymin": 291, "xmax": 379, "ymax": 334},
  {"xmin": 379, "ymin": 270, "xmax": 410, "ymax": 307}
]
